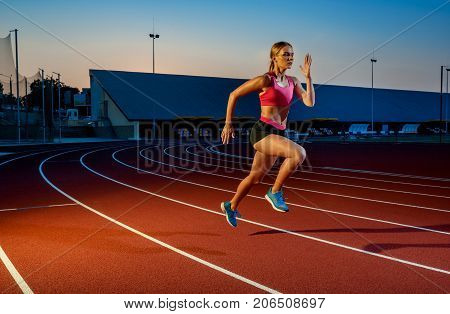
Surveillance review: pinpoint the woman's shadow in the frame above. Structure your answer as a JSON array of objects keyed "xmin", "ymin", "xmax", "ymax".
[{"xmin": 249, "ymin": 224, "xmax": 450, "ymax": 253}]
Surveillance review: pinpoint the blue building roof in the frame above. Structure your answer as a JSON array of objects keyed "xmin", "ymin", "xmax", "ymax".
[
  {"xmin": 90, "ymin": 69, "xmax": 442, "ymax": 122},
  {"xmin": 90, "ymin": 70, "xmax": 259, "ymax": 121}
]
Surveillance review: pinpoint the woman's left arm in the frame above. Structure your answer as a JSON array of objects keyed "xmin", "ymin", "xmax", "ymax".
[{"xmin": 293, "ymin": 53, "xmax": 315, "ymax": 107}]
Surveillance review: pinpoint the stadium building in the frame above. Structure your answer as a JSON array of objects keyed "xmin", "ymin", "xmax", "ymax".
[{"xmin": 89, "ymin": 69, "xmax": 442, "ymax": 140}]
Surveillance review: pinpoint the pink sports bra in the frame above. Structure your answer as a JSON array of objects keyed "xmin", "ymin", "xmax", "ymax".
[
  {"xmin": 259, "ymin": 72, "xmax": 295, "ymax": 107},
  {"xmin": 258, "ymin": 72, "xmax": 295, "ymax": 130}
]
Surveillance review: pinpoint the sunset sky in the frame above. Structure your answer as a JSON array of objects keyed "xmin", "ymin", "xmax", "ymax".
[{"xmin": 1, "ymin": 0, "xmax": 449, "ymax": 92}]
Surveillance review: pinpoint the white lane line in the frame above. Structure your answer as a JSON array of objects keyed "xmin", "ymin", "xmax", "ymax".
[
  {"xmin": 208, "ymin": 143, "xmax": 450, "ymax": 182},
  {"xmin": 206, "ymin": 144, "xmax": 252, "ymax": 160},
  {"xmin": 0, "ymin": 203, "xmax": 77, "ymax": 213},
  {"xmin": 0, "ymin": 149, "xmax": 53, "ymax": 167},
  {"xmin": 162, "ymin": 146, "xmax": 450, "ymax": 214},
  {"xmin": 198, "ymin": 144, "xmax": 450, "ymax": 190},
  {"xmin": 301, "ymin": 169, "xmax": 450, "ymax": 190},
  {"xmin": 204, "ymin": 144, "xmax": 450, "ymax": 189},
  {"xmin": 0, "ymin": 246, "xmax": 33, "ymax": 294},
  {"xmin": 0, "ymin": 142, "xmax": 132, "ymax": 168},
  {"xmin": 39, "ymin": 148, "xmax": 280, "ymax": 294},
  {"xmin": 184, "ymin": 145, "xmax": 450, "ymax": 199},
  {"xmin": 0, "ymin": 145, "xmax": 99, "ymax": 167},
  {"xmin": 188, "ymin": 145, "xmax": 250, "ymax": 162},
  {"xmin": 138, "ymin": 147, "xmax": 450, "ymax": 235},
  {"xmin": 316, "ymin": 166, "xmax": 450, "ymax": 182},
  {"xmin": 92, "ymin": 146, "xmax": 450, "ymax": 275},
  {"xmin": 205, "ymin": 144, "xmax": 450, "ymax": 189},
  {"xmin": 47, "ymin": 160, "xmax": 83, "ymax": 163}
]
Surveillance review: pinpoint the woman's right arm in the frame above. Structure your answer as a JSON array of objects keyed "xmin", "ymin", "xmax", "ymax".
[
  {"xmin": 222, "ymin": 75, "xmax": 271, "ymax": 144},
  {"xmin": 225, "ymin": 74, "xmax": 271, "ymax": 123}
]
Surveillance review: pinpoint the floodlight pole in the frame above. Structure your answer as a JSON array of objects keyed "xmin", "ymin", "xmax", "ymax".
[
  {"xmin": 440, "ymin": 66, "xmax": 444, "ymax": 143},
  {"xmin": 10, "ymin": 29, "xmax": 20, "ymax": 143},
  {"xmin": 371, "ymin": 57, "xmax": 377, "ymax": 136},
  {"xmin": 49, "ymin": 75, "xmax": 54, "ymax": 141},
  {"xmin": 53, "ymin": 72, "xmax": 62, "ymax": 142},
  {"xmin": 445, "ymin": 68, "xmax": 449, "ymax": 135},
  {"xmin": 39, "ymin": 68, "xmax": 45, "ymax": 143},
  {"xmin": 149, "ymin": 32, "xmax": 160, "ymax": 140},
  {"xmin": 149, "ymin": 33, "xmax": 160, "ymax": 74}
]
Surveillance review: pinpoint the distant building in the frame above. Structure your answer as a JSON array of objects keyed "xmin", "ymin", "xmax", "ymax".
[
  {"xmin": 63, "ymin": 90, "xmax": 72, "ymax": 106},
  {"xmin": 74, "ymin": 88, "xmax": 91, "ymax": 116},
  {"xmin": 82, "ymin": 88, "xmax": 91, "ymax": 104},
  {"xmin": 73, "ymin": 93, "xmax": 86, "ymax": 106}
]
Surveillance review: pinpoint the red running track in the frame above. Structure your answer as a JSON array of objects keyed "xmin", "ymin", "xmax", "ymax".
[{"xmin": 0, "ymin": 141, "xmax": 449, "ymax": 293}]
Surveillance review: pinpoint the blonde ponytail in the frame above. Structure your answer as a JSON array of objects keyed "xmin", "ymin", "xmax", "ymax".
[{"xmin": 269, "ymin": 59, "xmax": 275, "ymax": 73}]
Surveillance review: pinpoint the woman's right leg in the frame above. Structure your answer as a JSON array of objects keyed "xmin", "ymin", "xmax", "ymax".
[
  {"xmin": 229, "ymin": 150, "xmax": 278, "ymax": 210},
  {"xmin": 253, "ymin": 134, "xmax": 306, "ymax": 192}
]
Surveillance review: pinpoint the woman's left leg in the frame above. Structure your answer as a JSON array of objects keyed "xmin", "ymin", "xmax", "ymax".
[
  {"xmin": 221, "ymin": 150, "xmax": 277, "ymax": 227},
  {"xmin": 253, "ymin": 135, "xmax": 306, "ymax": 193},
  {"xmin": 230, "ymin": 150, "xmax": 278, "ymax": 210},
  {"xmin": 272, "ymin": 143, "xmax": 306, "ymax": 192},
  {"xmin": 253, "ymin": 134, "xmax": 306, "ymax": 212}
]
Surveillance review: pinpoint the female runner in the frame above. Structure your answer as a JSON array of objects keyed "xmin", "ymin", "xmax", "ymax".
[{"xmin": 220, "ymin": 41, "xmax": 315, "ymax": 227}]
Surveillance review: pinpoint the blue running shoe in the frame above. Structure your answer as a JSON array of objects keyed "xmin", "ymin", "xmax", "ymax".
[
  {"xmin": 265, "ymin": 187, "xmax": 289, "ymax": 212},
  {"xmin": 221, "ymin": 201, "xmax": 241, "ymax": 227}
]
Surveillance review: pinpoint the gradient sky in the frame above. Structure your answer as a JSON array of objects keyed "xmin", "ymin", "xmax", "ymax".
[{"xmin": 0, "ymin": 0, "xmax": 449, "ymax": 92}]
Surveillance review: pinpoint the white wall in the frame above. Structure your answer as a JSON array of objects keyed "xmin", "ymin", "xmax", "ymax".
[
  {"xmin": 104, "ymin": 92, "xmax": 133, "ymax": 126},
  {"xmin": 90, "ymin": 75, "xmax": 102, "ymax": 120},
  {"xmin": 90, "ymin": 74, "xmax": 133, "ymax": 127}
]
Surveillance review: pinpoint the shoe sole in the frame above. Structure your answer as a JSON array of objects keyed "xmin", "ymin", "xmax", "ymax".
[
  {"xmin": 221, "ymin": 202, "xmax": 237, "ymax": 227},
  {"xmin": 265, "ymin": 194, "xmax": 289, "ymax": 213}
]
